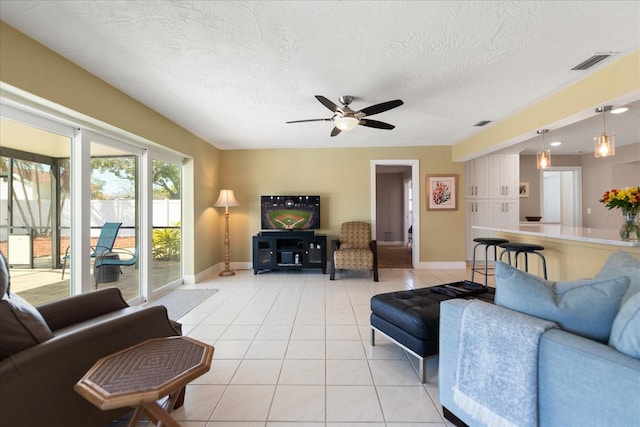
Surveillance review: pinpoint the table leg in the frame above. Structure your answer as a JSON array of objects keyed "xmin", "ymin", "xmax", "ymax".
[
  {"xmin": 142, "ymin": 401, "xmax": 181, "ymax": 427},
  {"xmin": 127, "ymin": 406, "xmax": 145, "ymax": 427}
]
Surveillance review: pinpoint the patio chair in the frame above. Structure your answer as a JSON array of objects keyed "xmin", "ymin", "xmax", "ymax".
[
  {"xmin": 61, "ymin": 222, "xmax": 122, "ymax": 279},
  {"xmin": 94, "ymin": 247, "xmax": 138, "ymax": 288}
]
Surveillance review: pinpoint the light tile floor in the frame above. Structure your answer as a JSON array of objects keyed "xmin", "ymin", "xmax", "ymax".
[{"xmin": 117, "ymin": 266, "xmax": 490, "ymax": 426}]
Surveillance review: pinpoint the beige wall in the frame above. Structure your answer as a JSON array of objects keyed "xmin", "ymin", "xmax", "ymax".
[
  {"xmin": 376, "ymin": 171, "xmax": 406, "ymax": 243},
  {"xmin": 452, "ymin": 50, "xmax": 640, "ymax": 161},
  {"xmin": 0, "ymin": 21, "xmax": 222, "ymax": 276},
  {"xmin": 219, "ymin": 146, "xmax": 465, "ymax": 264},
  {"xmin": 519, "ymin": 143, "xmax": 640, "ymax": 226},
  {"xmin": 519, "ymin": 154, "xmax": 582, "ymax": 220},
  {"xmin": 582, "ymin": 143, "xmax": 640, "ymax": 229},
  {"xmin": 2, "ymin": 19, "xmax": 637, "ymax": 272}
]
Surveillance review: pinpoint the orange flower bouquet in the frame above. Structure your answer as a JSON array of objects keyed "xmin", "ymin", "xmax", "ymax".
[{"xmin": 599, "ymin": 186, "xmax": 640, "ymax": 240}]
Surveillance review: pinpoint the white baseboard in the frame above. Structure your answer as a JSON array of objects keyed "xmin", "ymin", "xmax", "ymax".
[
  {"xmin": 417, "ymin": 261, "xmax": 467, "ymax": 269},
  {"xmin": 196, "ymin": 260, "xmax": 466, "ymax": 281}
]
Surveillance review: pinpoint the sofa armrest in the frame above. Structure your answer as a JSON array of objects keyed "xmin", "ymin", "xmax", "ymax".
[
  {"xmin": 539, "ymin": 328, "xmax": 640, "ymax": 426},
  {"xmin": 37, "ymin": 287, "xmax": 128, "ymax": 331},
  {"xmin": 0, "ymin": 305, "xmax": 180, "ymax": 427},
  {"xmin": 438, "ymin": 299, "xmax": 472, "ymax": 425}
]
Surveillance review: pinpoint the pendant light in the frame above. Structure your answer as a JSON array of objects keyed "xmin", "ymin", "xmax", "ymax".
[
  {"xmin": 594, "ymin": 106, "xmax": 615, "ymax": 158},
  {"xmin": 536, "ymin": 129, "xmax": 550, "ymax": 170}
]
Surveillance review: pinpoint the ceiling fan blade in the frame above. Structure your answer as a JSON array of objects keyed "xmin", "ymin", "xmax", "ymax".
[
  {"xmin": 359, "ymin": 119, "xmax": 395, "ymax": 130},
  {"xmin": 358, "ymin": 99, "xmax": 404, "ymax": 117},
  {"xmin": 330, "ymin": 127, "xmax": 342, "ymax": 137},
  {"xmin": 286, "ymin": 118, "xmax": 332, "ymax": 123},
  {"xmin": 315, "ymin": 95, "xmax": 340, "ymax": 112}
]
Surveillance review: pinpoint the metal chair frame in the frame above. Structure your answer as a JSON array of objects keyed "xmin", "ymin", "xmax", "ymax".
[{"xmin": 61, "ymin": 222, "xmax": 122, "ymax": 279}]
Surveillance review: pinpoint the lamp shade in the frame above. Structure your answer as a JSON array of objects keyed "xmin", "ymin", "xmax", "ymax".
[
  {"xmin": 537, "ymin": 149, "xmax": 551, "ymax": 169},
  {"xmin": 594, "ymin": 106, "xmax": 615, "ymax": 158},
  {"xmin": 594, "ymin": 132, "xmax": 615, "ymax": 158},
  {"xmin": 214, "ymin": 189, "xmax": 240, "ymax": 207},
  {"xmin": 536, "ymin": 129, "xmax": 550, "ymax": 169}
]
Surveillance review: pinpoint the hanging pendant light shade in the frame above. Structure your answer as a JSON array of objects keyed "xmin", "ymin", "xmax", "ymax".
[
  {"xmin": 594, "ymin": 106, "xmax": 615, "ymax": 158},
  {"xmin": 536, "ymin": 129, "xmax": 551, "ymax": 170}
]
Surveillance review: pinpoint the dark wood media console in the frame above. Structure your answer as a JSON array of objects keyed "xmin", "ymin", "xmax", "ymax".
[{"xmin": 252, "ymin": 231, "xmax": 327, "ymax": 274}]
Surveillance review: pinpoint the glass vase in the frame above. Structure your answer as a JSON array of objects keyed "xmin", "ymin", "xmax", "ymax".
[{"xmin": 620, "ymin": 211, "xmax": 639, "ymax": 241}]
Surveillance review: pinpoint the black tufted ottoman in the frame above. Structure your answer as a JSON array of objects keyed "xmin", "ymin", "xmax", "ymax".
[{"xmin": 370, "ymin": 283, "xmax": 493, "ymax": 383}]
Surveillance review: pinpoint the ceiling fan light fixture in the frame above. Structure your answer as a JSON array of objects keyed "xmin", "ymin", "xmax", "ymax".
[
  {"xmin": 334, "ymin": 116, "xmax": 359, "ymax": 131},
  {"xmin": 594, "ymin": 106, "xmax": 615, "ymax": 158}
]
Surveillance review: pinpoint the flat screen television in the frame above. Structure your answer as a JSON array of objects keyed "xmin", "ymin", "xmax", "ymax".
[{"xmin": 261, "ymin": 195, "xmax": 320, "ymax": 230}]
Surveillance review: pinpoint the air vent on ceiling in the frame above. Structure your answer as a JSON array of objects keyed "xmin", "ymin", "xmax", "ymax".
[
  {"xmin": 473, "ymin": 120, "xmax": 492, "ymax": 127},
  {"xmin": 571, "ymin": 54, "xmax": 614, "ymax": 70}
]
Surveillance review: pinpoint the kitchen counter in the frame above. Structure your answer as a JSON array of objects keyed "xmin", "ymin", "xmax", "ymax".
[
  {"xmin": 472, "ymin": 224, "xmax": 640, "ymax": 280},
  {"xmin": 474, "ymin": 224, "xmax": 639, "ymax": 248}
]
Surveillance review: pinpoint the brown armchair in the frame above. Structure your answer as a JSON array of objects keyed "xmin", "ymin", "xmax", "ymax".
[
  {"xmin": 0, "ymin": 249, "xmax": 182, "ymax": 427},
  {"xmin": 330, "ymin": 221, "xmax": 379, "ymax": 282}
]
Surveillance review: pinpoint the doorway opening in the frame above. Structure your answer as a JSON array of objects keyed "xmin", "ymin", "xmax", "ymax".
[
  {"xmin": 541, "ymin": 167, "xmax": 582, "ymax": 226},
  {"xmin": 371, "ymin": 160, "xmax": 419, "ymax": 268}
]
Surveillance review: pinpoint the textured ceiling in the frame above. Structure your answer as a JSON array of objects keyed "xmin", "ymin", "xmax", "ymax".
[{"xmin": 1, "ymin": 1, "xmax": 639, "ymax": 152}]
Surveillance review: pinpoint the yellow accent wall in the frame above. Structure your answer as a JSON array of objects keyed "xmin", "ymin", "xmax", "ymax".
[
  {"xmin": 452, "ymin": 50, "xmax": 640, "ymax": 161},
  {"xmin": 220, "ymin": 146, "xmax": 465, "ymax": 263},
  {"xmin": 2, "ymin": 19, "xmax": 638, "ymax": 273},
  {"xmin": 0, "ymin": 21, "xmax": 221, "ymax": 276}
]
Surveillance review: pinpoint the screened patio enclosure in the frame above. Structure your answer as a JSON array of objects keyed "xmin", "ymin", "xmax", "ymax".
[{"xmin": 0, "ymin": 115, "xmax": 183, "ymax": 306}]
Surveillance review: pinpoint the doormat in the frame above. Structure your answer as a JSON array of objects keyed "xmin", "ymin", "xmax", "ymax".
[{"xmin": 145, "ymin": 288, "xmax": 218, "ymax": 320}]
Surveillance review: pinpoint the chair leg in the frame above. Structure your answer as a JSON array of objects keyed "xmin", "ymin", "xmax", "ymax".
[
  {"xmin": 61, "ymin": 246, "xmax": 70, "ymax": 279},
  {"xmin": 534, "ymin": 252, "xmax": 548, "ymax": 279},
  {"xmin": 330, "ymin": 262, "xmax": 336, "ymax": 280},
  {"xmin": 61, "ymin": 257, "xmax": 67, "ymax": 280}
]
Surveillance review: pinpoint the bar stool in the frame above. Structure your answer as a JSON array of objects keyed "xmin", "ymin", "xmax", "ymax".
[
  {"xmin": 499, "ymin": 242, "xmax": 548, "ymax": 279},
  {"xmin": 470, "ymin": 237, "xmax": 510, "ymax": 287}
]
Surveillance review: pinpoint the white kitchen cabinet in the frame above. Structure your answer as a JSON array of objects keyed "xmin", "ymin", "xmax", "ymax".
[
  {"xmin": 464, "ymin": 156, "xmax": 489, "ymax": 199},
  {"xmin": 490, "ymin": 199, "xmax": 520, "ymax": 227},
  {"xmin": 489, "ymin": 153, "xmax": 519, "ymax": 198},
  {"xmin": 465, "ymin": 152, "xmax": 520, "ymax": 262}
]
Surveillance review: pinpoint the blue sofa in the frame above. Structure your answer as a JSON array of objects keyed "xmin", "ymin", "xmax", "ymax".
[{"xmin": 439, "ymin": 251, "xmax": 640, "ymax": 427}]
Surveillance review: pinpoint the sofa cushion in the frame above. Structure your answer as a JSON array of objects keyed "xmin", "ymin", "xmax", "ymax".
[
  {"xmin": 0, "ymin": 292, "xmax": 55, "ymax": 360},
  {"xmin": 0, "ymin": 250, "xmax": 10, "ymax": 296},
  {"xmin": 595, "ymin": 250, "xmax": 640, "ymax": 305},
  {"xmin": 609, "ymin": 291, "xmax": 640, "ymax": 358},
  {"xmin": 495, "ymin": 261, "xmax": 629, "ymax": 342}
]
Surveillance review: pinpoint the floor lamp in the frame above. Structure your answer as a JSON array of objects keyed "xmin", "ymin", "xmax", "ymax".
[{"xmin": 214, "ymin": 189, "xmax": 240, "ymax": 276}]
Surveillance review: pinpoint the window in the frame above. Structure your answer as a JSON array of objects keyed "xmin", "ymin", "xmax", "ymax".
[{"xmin": 1, "ymin": 102, "xmax": 186, "ymax": 305}]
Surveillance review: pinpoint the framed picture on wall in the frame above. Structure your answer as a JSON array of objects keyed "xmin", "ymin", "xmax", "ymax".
[
  {"xmin": 426, "ymin": 174, "xmax": 458, "ymax": 210},
  {"xmin": 519, "ymin": 182, "xmax": 530, "ymax": 198}
]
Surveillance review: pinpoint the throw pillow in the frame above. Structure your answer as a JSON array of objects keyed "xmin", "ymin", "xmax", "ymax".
[
  {"xmin": 609, "ymin": 291, "xmax": 640, "ymax": 358},
  {"xmin": 495, "ymin": 261, "xmax": 629, "ymax": 342},
  {"xmin": 0, "ymin": 292, "xmax": 54, "ymax": 360},
  {"xmin": 595, "ymin": 250, "xmax": 640, "ymax": 305}
]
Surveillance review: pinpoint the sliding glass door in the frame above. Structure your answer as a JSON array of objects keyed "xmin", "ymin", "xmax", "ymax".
[
  {"xmin": 90, "ymin": 138, "xmax": 140, "ymax": 300},
  {"xmin": 1, "ymin": 102, "xmax": 186, "ymax": 305},
  {"xmin": 151, "ymin": 157, "xmax": 182, "ymax": 291},
  {"xmin": 0, "ymin": 115, "xmax": 74, "ymax": 305}
]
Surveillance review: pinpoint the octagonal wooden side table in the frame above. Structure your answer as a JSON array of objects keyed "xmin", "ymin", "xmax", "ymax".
[{"xmin": 75, "ymin": 336, "xmax": 214, "ymax": 427}]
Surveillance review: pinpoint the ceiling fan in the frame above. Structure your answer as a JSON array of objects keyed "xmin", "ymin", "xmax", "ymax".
[{"xmin": 286, "ymin": 95, "xmax": 404, "ymax": 137}]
